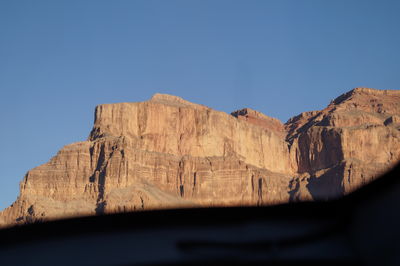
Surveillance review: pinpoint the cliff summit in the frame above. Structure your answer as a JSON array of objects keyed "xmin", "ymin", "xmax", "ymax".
[{"xmin": 1, "ymin": 88, "xmax": 399, "ymax": 227}]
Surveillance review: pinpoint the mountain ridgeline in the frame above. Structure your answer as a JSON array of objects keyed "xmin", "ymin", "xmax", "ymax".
[{"xmin": 1, "ymin": 88, "xmax": 399, "ymax": 227}]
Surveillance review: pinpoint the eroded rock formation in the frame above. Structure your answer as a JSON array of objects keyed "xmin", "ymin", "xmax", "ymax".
[
  {"xmin": 1, "ymin": 88, "xmax": 399, "ymax": 227},
  {"xmin": 287, "ymin": 88, "xmax": 400, "ymax": 200}
]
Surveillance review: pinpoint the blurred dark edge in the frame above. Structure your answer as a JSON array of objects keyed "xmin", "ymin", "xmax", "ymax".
[{"xmin": 0, "ymin": 162, "xmax": 399, "ymax": 265}]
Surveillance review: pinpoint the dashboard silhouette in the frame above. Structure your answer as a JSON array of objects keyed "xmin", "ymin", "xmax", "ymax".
[{"xmin": 0, "ymin": 164, "xmax": 399, "ymax": 265}]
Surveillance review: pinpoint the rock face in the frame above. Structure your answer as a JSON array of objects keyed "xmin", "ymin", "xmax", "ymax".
[
  {"xmin": 1, "ymin": 88, "xmax": 399, "ymax": 227},
  {"xmin": 287, "ymin": 88, "xmax": 400, "ymax": 200}
]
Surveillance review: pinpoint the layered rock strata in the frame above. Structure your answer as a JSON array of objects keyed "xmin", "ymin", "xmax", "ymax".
[
  {"xmin": 287, "ymin": 88, "xmax": 400, "ymax": 200},
  {"xmin": 1, "ymin": 88, "xmax": 399, "ymax": 227}
]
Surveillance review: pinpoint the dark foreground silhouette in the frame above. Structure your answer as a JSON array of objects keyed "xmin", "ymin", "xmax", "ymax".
[{"xmin": 0, "ymin": 163, "xmax": 399, "ymax": 265}]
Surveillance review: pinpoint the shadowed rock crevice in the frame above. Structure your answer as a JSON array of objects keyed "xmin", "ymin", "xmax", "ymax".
[
  {"xmin": 306, "ymin": 164, "xmax": 346, "ymax": 200},
  {"xmin": 257, "ymin": 177, "xmax": 264, "ymax": 206},
  {"xmin": 288, "ymin": 178, "xmax": 300, "ymax": 202}
]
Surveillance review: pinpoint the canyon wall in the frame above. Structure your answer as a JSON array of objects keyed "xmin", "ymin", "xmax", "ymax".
[{"xmin": 1, "ymin": 88, "xmax": 399, "ymax": 227}]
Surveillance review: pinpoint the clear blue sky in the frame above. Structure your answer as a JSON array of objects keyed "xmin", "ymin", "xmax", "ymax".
[{"xmin": 0, "ymin": 0, "xmax": 399, "ymax": 210}]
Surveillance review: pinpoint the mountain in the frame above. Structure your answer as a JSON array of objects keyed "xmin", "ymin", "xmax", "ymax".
[{"xmin": 1, "ymin": 88, "xmax": 399, "ymax": 227}]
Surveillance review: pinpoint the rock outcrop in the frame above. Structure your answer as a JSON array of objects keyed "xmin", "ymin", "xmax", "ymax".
[
  {"xmin": 287, "ymin": 88, "xmax": 400, "ymax": 200},
  {"xmin": 1, "ymin": 88, "xmax": 399, "ymax": 227}
]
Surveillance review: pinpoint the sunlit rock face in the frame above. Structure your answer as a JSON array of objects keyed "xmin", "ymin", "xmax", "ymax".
[
  {"xmin": 1, "ymin": 88, "xmax": 399, "ymax": 226},
  {"xmin": 287, "ymin": 88, "xmax": 400, "ymax": 200}
]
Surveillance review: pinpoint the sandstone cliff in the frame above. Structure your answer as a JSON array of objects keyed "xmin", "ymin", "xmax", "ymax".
[
  {"xmin": 287, "ymin": 88, "xmax": 400, "ymax": 200},
  {"xmin": 0, "ymin": 88, "xmax": 399, "ymax": 227}
]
